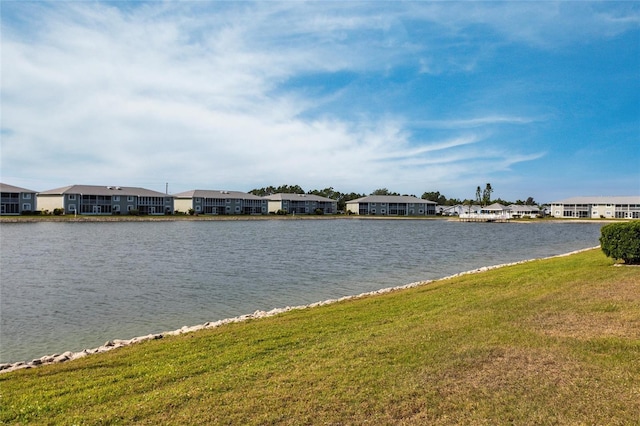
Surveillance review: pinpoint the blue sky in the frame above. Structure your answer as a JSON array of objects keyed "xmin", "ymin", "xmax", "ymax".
[{"xmin": 1, "ymin": 1, "xmax": 639, "ymax": 203}]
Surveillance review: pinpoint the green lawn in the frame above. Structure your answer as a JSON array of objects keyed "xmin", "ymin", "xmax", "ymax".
[{"xmin": 1, "ymin": 249, "xmax": 638, "ymax": 425}]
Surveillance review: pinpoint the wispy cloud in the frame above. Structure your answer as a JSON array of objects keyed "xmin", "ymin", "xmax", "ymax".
[{"xmin": 415, "ymin": 116, "xmax": 540, "ymax": 129}]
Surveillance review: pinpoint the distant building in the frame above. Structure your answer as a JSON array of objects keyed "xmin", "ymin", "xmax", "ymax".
[
  {"xmin": 550, "ymin": 196, "xmax": 640, "ymax": 219},
  {"xmin": 508, "ymin": 204, "xmax": 540, "ymax": 218},
  {"xmin": 480, "ymin": 203, "xmax": 510, "ymax": 216},
  {"xmin": 437, "ymin": 204, "xmax": 481, "ymax": 216},
  {"xmin": 263, "ymin": 193, "xmax": 337, "ymax": 214},
  {"xmin": 346, "ymin": 195, "xmax": 436, "ymax": 216},
  {"xmin": 173, "ymin": 190, "xmax": 267, "ymax": 215},
  {"xmin": 37, "ymin": 185, "xmax": 174, "ymax": 215},
  {"xmin": 0, "ymin": 183, "xmax": 37, "ymax": 215}
]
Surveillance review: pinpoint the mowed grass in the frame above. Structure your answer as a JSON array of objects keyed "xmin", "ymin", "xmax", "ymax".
[{"xmin": 1, "ymin": 249, "xmax": 639, "ymax": 425}]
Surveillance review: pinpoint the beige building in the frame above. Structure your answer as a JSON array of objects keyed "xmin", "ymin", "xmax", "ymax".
[
  {"xmin": 346, "ymin": 195, "xmax": 436, "ymax": 216},
  {"xmin": 173, "ymin": 190, "xmax": 267, "ymax": 215},
  {"xmin": 550, "ymin": 196, "xmax": 640, "ymax": 219},
  {"xmin": 37, "ymin": 185, "xmax": 174, "ymax": 215},
  {"xmin": 263, "ymin": 193, "xmax": 337, "ymax": 214}
]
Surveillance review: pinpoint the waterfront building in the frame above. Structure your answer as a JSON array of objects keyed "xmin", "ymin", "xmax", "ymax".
[
  {"xmin": 508, "ymin": 204, "xmax": 540, "ymax": 218},
  {"xmin": 437, "ymin": 204, "xmax": 482, "ymax": 216},
  {"xmin": 263, "ymin": 193, "xmax": 337, "ymax": 214},
  {"xmin": 0, "ymin": 183, "xmax": 37, "ymax": 215},
  {"xmin": 173, "ymin": 190, "xmax": 267, "ymax": 215},
  {"xmin": 550, "ymin": 196, "xmax": 640, "ymax": 219},
  {"xmin": 346, "ymin": 195, "xmax": 436, "ymax": 216},
  {"xmin": 37, "ymin": 185, "xmax": 174, "ymax": 215}
]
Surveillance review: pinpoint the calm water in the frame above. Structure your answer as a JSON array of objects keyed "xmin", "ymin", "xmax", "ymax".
[{"xmin": 0, "ymin": 219, "xmax": 603, "ymax": 363}]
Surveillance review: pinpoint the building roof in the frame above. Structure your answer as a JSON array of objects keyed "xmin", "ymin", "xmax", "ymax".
[
  {"xmin": 437, "ymin": 204, "xmax": 482, "ymax": 211},
  {"xmin": 38, "ymin": 185, "xmax": 171, "ymax": 198},
  {"xmin": 346, "ymin": 195, "xmax": 436, "ymax": 204},
  {"xmin": 0, "ymin": 182, "xmax": 37, "ymax": 193},
  {"xmin": 173, "ymin": 189, "xmax": 264, "ymax": 200},
  {"xmin": 550, "ymin": 196, "xmax": 640, "ymax": 204},
  {"xmin": 508, "ymin": 204, "xmax": 540, "ymax": 212},
  {"xmin": 482, "ymin": 203, "xmax": 509, "ymax": 211},
  {"xmin": 263, "ymin": 193, "xmax": 336, "ymax": 202}
]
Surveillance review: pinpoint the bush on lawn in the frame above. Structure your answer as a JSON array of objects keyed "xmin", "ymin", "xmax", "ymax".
[{"xmin": 600, "ymin": 221, "xmax": 640, "ymax": 264}]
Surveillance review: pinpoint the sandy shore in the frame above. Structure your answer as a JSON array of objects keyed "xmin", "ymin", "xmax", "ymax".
[{"xmin": 0, "ymin": 246, "xmax": 601, "ymax": 374}]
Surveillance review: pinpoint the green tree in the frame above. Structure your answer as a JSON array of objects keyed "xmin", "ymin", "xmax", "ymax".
[
  {"xmin": 421, "ymin": 191, "xmax": 447, "ymax": 204},
  {"xmin": 308, "ymin": 187, "xmax": 339, "ymax": 200},
  {"xmin": 482, "ymin": 183, "xmax": 493, "ymax": 206},
  {"xmin": 249, "ymin": 184, "xmax": 305, "ymax": 196},
  {"xmin": 475, "ymin": 186, "xmax": 482, "ymax": 206},
  {"xmin": 371, "ymin": 188, "xmax": 399, "ymax": 196}
]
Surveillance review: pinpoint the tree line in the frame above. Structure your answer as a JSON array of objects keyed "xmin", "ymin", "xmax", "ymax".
[{"xmin": 248, "ymin": 183, "xmax": 539, "ymax": 211}]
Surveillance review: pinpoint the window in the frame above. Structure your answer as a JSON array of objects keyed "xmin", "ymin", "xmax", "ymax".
[
  {"xmin": 69, "ymin": 194, "xmax": 76, "ymax": 201},
  {"xmin": 113, "ymin": 205, "xmax": 120, "ymax": 212},
  {"xmin": 69, "ymin": 204, "xmax": 76, "ymax": 211},
  {"xmin": 22, "ymin": 203, "xmax": 31, "ymax": 211},
  {"xmin": 23, "ymin": 193, "xmax": 31, "ymax": 199},
  {"xmin": 113, "ymin": 196, "xmax": 120, "ymax": 202},
  {"xmin": 128, "ymin": 196, "xmax": 134, "ymax": 202},
  {"xmin": 128, "ymin": 205, "xmax": 134, "ymax": 211},
  {"xmin": 196, "ymin": 206, "xmax": 201, "ymax": 212}
]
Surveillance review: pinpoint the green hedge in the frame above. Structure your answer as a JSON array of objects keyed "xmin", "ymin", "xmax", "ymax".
[{"xmin": 600, "ymin": 221, "xmax": 640, "ymax": 264}]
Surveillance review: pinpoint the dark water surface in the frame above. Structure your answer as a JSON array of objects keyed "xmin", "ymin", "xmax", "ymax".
[{"xmin": 0, "ymin": 219, "xmax": 603, "ymax": 363}]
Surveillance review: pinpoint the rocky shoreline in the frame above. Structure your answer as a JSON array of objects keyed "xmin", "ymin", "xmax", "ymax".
[{"xmin": 0, "ymin": 246, "xmax": 600, "ymax": 374}]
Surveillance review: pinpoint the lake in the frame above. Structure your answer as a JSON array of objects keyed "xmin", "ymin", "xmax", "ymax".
[{"xmin": 0, "ymin": 219, "xmax": 604, "ymax": 363}]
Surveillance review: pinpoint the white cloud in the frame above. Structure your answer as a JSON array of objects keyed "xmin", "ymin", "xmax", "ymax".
[{"xmin": 1, "ymin": 1, "xmax": 636, "ymax": 199}]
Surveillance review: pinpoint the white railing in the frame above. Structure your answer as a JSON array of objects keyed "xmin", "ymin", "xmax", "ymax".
[{"xmin": 459, "ymin": 213, "xmax": 511, "ymax": 220}]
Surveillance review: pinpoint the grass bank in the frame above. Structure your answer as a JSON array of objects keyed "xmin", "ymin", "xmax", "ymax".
[{"xmin": 1, "ymin": 249, "xmax": 638, "ymax": 425}]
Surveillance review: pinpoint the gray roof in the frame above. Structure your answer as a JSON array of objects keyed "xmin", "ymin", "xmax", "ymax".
[
  {"xmin": 173, "ymin": 189, "xmax": 264, "ymax": 200},
  {"xmin": 482, "ymin": 203, "xmax": 509, "ymax": 211},
  {"xmin": 263, "ymin": 193, "xmax": 336, "ymax": 202},
  {"xmin": 550, "ymin": 196, "xmax": 640, "ymax": 205},
  {"xmin": 38, "ymin": 185, "xmax": 171, "ymax": 198},
  {"xmin": 0, "ymin": 182, "xmax": 37, "ymax": 193},
  {"xmin": 508, "ymin": 204, "xmax": 540, "ymax": 212},
  {"xmin": 346, "ymin": 195, "xmax": 436, "ymax": 204},
  {"xmin": 438, "ymin": 204, "xmax": 481, "ymax": 211}
]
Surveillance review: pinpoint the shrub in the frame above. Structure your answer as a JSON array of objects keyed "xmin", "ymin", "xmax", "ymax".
[
  {"xmin": 128, "ymin": 209, "xmax": 140, "ymax": 216},
  {"xmin": 53, "ymin": 208, "xmax": 64, "ymax": 216},
  {"xmin": 600, "ymin": 221, "xmax": 640, "ymax": 264}
]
